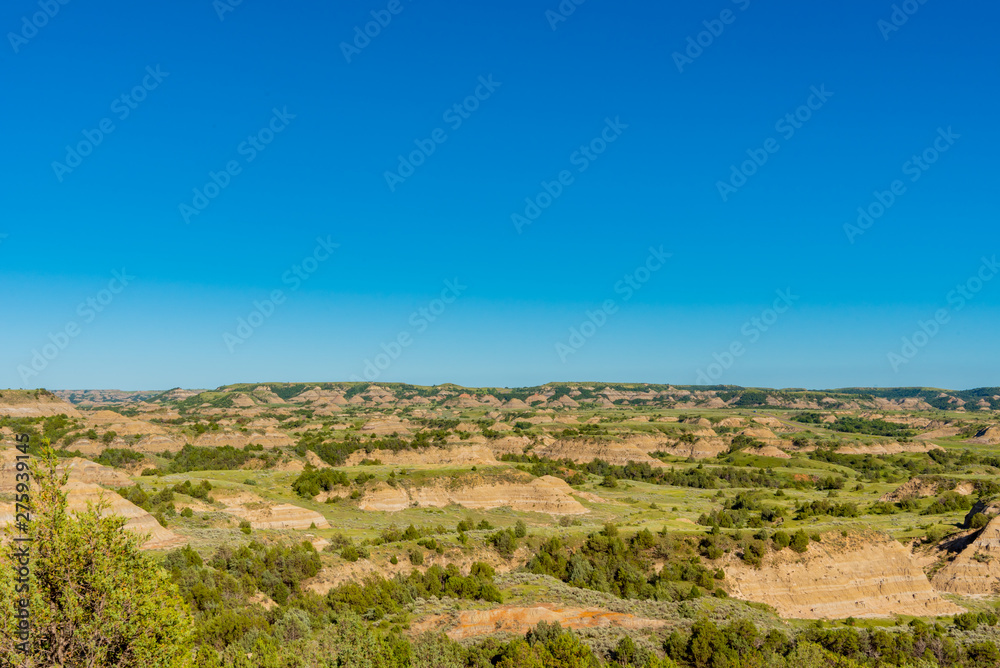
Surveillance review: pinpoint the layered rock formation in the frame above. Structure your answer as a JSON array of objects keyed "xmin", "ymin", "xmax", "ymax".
[
  {"xmin": 0, "ymin": 390, "xmax": 81, "ymax": 417},
  {"xmin": 0, "ymin": 481, "xmax": 184, "ymax": 550},
  {"xmin": 358, "ymin": 475, "xmax": 587, "ymax": 515},
  {"xmin": 0, "ymin": 449, "xmax": 131, "ymax": 491},
  {"xmin": 724, "ymin": 532, "xmax": 963, "ymax": 619},
  {"xmin": 932, "ymin": 516, "xmax": 1000, "ymax": 595},
  {"xmin": 193, "ymin": 430, "xmax": 293, "ymax": 449},
  {"xmin": 533, "ymin": 439, "xmax": 665, "ymax": 467},
  {"xmin": 414, "ymin": 605, "xmax": 665, "ymax": 640},
  {"xmin": 879, "ymin": 477, "xmax": 974, "ymax": 503},
  {"xmin": 223, "ymin": 503, "xmax": 330, "ymax": 530},
  {"xmin": 835, "ymin": 441, "xmax": 942, "ymax": 455},
  {"xmin": 657, "ymin": 438, "xmax": 729, "ymax": 459},
  {"xmin": 343, "ymin": 445, "xmax": 497, "ymax": 467}
]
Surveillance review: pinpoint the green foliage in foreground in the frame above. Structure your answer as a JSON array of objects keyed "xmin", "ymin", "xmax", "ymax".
[
  {"xmin": 663, "ymin": 616, "xmax": 1000, "ymax": 668},
  {"xmin": 0, "ymin": 447, "xmax": 192, "ymax": 667}
]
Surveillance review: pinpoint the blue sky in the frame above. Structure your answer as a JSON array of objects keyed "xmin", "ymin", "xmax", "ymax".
[{"xmin": 1, "ymin": 0, "xmax": 997, "ymax": 390}]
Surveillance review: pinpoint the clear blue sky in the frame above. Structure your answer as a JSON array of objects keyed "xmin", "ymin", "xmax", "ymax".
[{"xmin": 1, "ymin": 0, "xmax": 998, "ymax": 390}]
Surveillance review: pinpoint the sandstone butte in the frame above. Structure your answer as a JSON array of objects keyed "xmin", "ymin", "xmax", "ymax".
[
  {"xmin": 343, "ymin": 445, "xmax": 497, "ymax": 467},
  {"xmin": 413, "ymin": 605, "xmax": 665, "ymax": 641},
  {"xmin": 222, "ymin": 502, "xmax": 331, "ymax": 531},
  {"xmin": 533, "ymin": 438, "xmax": 666, "ymax": 467},
  {"xmin": 834, "ymin": 441, "xmax": 943, "ymax": 456},
  {"xmin": 932, "ymin": 515, "xmax": 1000, "ymax": 595},
  {"xmin": 357, "ymin": 475, "xmax": 588, "ymax": 515},
  {"xmin": 0, "ymin": 480, "xmax": 184, "ymax": 551},
  {"xmin": 0, "ymin": 391, "xmax": 81, "ymax": 418},
  {"xmin": 193, "ymin": 430, "xmax": 293, "ymax": 449},
  {"xmin": 0, "ymin": 448, "xmax": 132, "ymax": 492},
  {"xmin": 879, "ymin": 477, "xmax": 975, "ymax": 504},
  {"xmin": 305, "ymin": 545, "xmax": 533, "ymax": 594},
  {"xmin": 724, "ymin": 532, "xmax": 963, "ymax": 619}
]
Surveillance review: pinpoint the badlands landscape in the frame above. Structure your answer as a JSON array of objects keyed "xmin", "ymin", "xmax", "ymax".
[{"xmin": 5, "ymin": 383, "xmax": 1000, "ymax": 666}]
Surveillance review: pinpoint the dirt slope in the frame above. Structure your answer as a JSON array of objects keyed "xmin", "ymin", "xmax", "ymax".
[
  {"xmin": 343, "ymin": 445, "xmax": 497, "ymax": 467},
  {"xmin": 413, "ymin": 604, "xmax": 665, "ymax": 640},
  {"xmin": 0, "ymin": 448, "xmax": 131, "ymax": 491},
  {"xmin": 358, "ymin": 474, "xmax": 587, "ymax": 515},
  {"xmin": 932, "ymin": 515, "xmax": 1000, "ymax": 595},
  {"xmin": 0, "ymin": 480, "xmax": 183, "ymax": 550},
  {"xmin": 0, "ymin": 390, "xmax": 81, "ymax": 417},
  {"xmin": 724, "ymin": 532, "xmax": 962, "ymax": 619},
  {"xmin": 534, "ymin": 439, "xmax": 665, "ymax": 467}
]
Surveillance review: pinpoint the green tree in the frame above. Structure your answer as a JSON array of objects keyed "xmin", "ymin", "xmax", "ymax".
[
  {"xmin": 0, "ymin": 446, "xmax": 193, "ymax": 667},
  {"xmin": 790, "ymin": 529, "xmax": 810, "ymax": 553}
]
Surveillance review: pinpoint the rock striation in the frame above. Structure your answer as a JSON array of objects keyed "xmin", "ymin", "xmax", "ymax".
[
  {"xmin": 724, "ymin": 532, "xmax": 962, "ymax": 619},
  {"xmin": 358, "ymin": 475, "xmax": 587, "ymax": 515},
  {"xmin": 932, "ymin": 516, "xmax": 1000, "ymax": 595},
  {"xmin": 414, "ymin": 605, "xmax": 665, "ymax": 640}
]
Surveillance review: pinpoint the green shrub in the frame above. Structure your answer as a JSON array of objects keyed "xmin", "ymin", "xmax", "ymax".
[{"xmin": 790, "ymin": 530, "xmax": 810, "ymax": 553}]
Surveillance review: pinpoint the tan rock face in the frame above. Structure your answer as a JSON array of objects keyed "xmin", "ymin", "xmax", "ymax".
[
  {"xmin": 193, "ymin": 430, "xmax": 293, "ymax": 449},
  {"xmin": 658, "ymin": 438, "xmax": 728, "ymax": 460},
  {"xmin": 223, "ymin": 503, "xmax": 330, "ymax": 530},
  {"xmin": 971, "ymin": 426, "xmax": 1000, "ymax": 444},
  {"xmin": 739, "ymin": 427, "xmax": 783, "ymax": 445},
  {"xmin": 0, "ymin": 480, "xmax": 184, "ymax": 550},
  {"xmin": 305, "ymin": 546, "xmax": 531, "ymax": 594},
  {"xmin": 358, "ymin": 475, "xmax": 587, "ymax": 515},
  {"xmin": 486, "ymin": 435, "xmax": 532, "ymax": 456},
  {"xmin": 879, "ymin": 476, "xmax": 973, "ymax": 503},
  {"xmin": 835, "ymin": 441, "xmax": 941, "ymax": 455},
  {"xmin": 343, "ymin": 445, "xmax": 497, "ymax": 467},
  {"xmin": 0, "ymin": 449, "xmax": 131, "ymax": 491},
  {"xmin": 306, "ymin": 451, "xmax": 332, "ymax": 468},
  {"xmin": 0, "ymin": 391, "xmax": 81, "ymax": 418},
  {"xmin": 932, "ymin": 516, "xmax": 1000, "ymax": 595},
  {"xmin": 744, "ymin": 446, "xmax": 791, "ymax": 459},
  {"xmin": 414, "ymin": 605, "xmax": 665, "ymax": 640},
  {"xmin": 134, "ymin": 434, "xmax": 187, "ymax": 454},
  {"xmin": 360, "ymin": 418, "xmax": 412, "ymax": 436},
  {"xmin": 534, "ymin": 439, "xmax": 665, "ymax": 467},
  {"xmin": 724, "ymin": 533, "xmax": 962, "ymax": 619}
]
